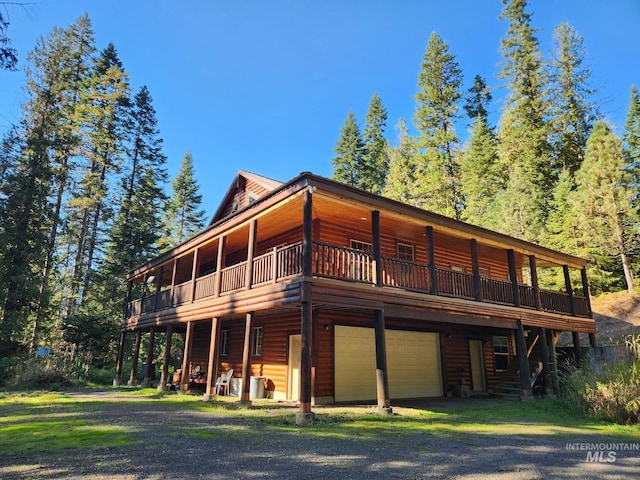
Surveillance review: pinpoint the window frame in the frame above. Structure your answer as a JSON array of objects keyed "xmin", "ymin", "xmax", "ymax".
[
  {"xmin": 220, "ymin": 329, "xmax": 229, "ymax": 356},
  {"xmin": 252, "ymin": 326, "xmax": 263, "ymax": 357}
]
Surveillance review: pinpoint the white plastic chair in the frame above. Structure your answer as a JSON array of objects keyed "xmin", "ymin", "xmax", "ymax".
[{"xmin": 215, "ymin": 369, "xmax": 234, "ymax": 395}]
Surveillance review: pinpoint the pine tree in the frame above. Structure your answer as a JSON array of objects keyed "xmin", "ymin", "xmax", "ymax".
[
  {"xmin": 162, "ymin": 150, "xmax": 206, "ymax": 247},
  {"xmin": 383, "ymin": 118, "xmax": 418, "ymax": 204},
  {"xmin": 0, "ymin": 9, "xmax": 18, "ymax": 70},
  {"xmin": 623, "ymin": 85, "xmax": 640, "ymax": 192},
  {"xmin": 463, "ymin": 75, "xmax": 492, "ymax": 125},
  {"xmin": 495, "ymin": 0, "xmax": 552, "ymax": 241},
  {"xmin": 571, "ymin": 121, "xmax": 636, "ymax": 294},
  {"xmin": 459, "ymin": 116, "xmax": 503, "ymax": 228},
  {"xmin": 548, "ymin": 22, "xmax": 598, "ymax": 175},
  {"xmin": 413, "ymin": 31, "xmax": 464, "ymax": 219},
  {"xmin": 361, "ymin": 93, "xmax": 389, "ymax": 194},
  {"xmin": 332, "ymin": 110, "xmax": 365, "ymax": 188}
]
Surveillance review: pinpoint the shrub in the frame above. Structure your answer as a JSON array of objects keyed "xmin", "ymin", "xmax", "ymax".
[
  {"xmin": 560, "ymin": 359, "xmax": 640, "ymax": 424},
  {"xmin": 6, "ymin": 349, "xmax": 93, "ymax": 390}
]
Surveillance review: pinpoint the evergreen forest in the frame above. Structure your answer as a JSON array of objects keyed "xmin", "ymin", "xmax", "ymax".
[{"xmin": 1, "ymin": 1, "xmax": 639, "ymax": 382}]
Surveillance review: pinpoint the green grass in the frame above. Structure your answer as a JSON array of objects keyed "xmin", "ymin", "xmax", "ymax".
[{"xmin": 0, "ymin": 389, "xmax": 637, "ymax": 455}]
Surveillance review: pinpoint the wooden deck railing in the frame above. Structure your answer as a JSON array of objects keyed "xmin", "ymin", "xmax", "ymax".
[{"xmin": 125, "ymin": 240, "xmax": 590, "ymax": 319}]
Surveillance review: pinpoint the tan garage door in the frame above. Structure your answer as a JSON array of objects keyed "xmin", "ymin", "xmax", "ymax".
[{"xmin": 334, "ymin": 326, "xmax": 443, "ymax": 402}]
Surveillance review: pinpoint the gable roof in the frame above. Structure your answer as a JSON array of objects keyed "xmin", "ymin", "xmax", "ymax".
[{"xmin": 209, "ymin": 170, "xmax": 283, "ymax": 224}]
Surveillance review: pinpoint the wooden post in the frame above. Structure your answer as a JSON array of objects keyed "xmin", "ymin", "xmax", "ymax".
[
  {"xmin": 515, "ymin": 320, "xmax": 532, "ymax": 398},
  {"xmin": 180, "ymin": 321, "xmax": 194, "ymax": 392},
  {"xmin": 538, "ymin": 327, "xmax": 553, "ymax": 396},
  {"xmin": 204, "ymin": 318, "xmax": 221, "ymax": 401},
  {"xmin": 142, "ymin": 328, "xmax": 156, "ymax": 387},
  {"xmin": 507, "ymin": 249, "xmax": 520, "ymax": 307},
  {"xmin": 572, "ymin": 331, "xmax": 582, "ymax": 364},
  {"xmin": 124, "ymin": 281, "xmax": 133, "ymax": 318},
  {"xmin": 528, "ymin": 255, "xmax": 541, "ymax": 310},
  {"xmin": 169, "ymin": 258, "xmax": 178, "ymax": 306},
  {"xmin": 470, "ymin": 239, "xmax": 482, "ymax": 302},
  {"xmin": 297, "ymin": 186, "xmax": 315, "ymax": 425},
  {"xmin": 128, "ymin": 330, "xmax": 142, "ymax": 386},
  {"xmin": 548, "ymin": 330, "xmax": 560, "ymax": 393},
  {"xmin": 563, "ymin": 265, "xmax": 576, "ymax": 316},
  {"xmin": 240, "ymin": 312, "xmax": 254, "ymax": 405},
  {"xmin": 113, "ymin": 331, "xmax": 126, "ymax": 386},
  {"xmin": 426, "ymin": 226, "xmax": 437, "ymax": 295},
  {"xmin": 374, "ymin": 310, "xmax": 392, "ymax": 414},
  {"xmin": 372, "ymin": 211, "xmax": 381, "ymax": 286},
  {"xmin": 581, "ymin": 267, "xmax": 592, "ymax": 316},
  {"xmin": 245, "ymin": 220, "xmax": 257, "ymax": 290},
  {"xmin": 153, "ymin": 266, "xmax": 163, "ymax": 311},
  {"xmin": 158, "ymin": 325, "xmax": 173, "ymax": 391},
  {"xmin": 190, "ymin": 248, "xmax": 200, "ymax": 302},
  {"xmin": 589, "ymin": 332, "xmax": 598, "ymax": 348},
  {"xmin": 214, "ymin": 236, "xmax": 225, "ymax": 297}
]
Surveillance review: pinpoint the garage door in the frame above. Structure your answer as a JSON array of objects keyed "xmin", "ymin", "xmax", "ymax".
[{"xmin": 334, "ymin": 326, "xmax": 443, "ymax": 402}]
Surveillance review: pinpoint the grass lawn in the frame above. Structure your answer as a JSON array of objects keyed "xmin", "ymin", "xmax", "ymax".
[{"xmin": 1, "ymin": 388, "xmax": 637, "ymax": 455}]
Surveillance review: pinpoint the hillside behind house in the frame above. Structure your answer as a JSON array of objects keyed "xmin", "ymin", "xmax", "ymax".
[{"xmin": 590, "ymin": 292, "xmax": 640, "ymax": 344}]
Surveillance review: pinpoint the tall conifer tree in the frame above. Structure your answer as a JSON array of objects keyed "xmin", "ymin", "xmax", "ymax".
[
  {"xmin": 332, "ymin": 110, "xmax": 366, "ymax": 188},
  {"xmin": 384, "ymin": 118, "xmax": 418, "ymax": 204},
  {"xmin": 361, "ymin": 93, "xmax": 389, "ymax": 194},
  {"xmin": 623, "ymin": 86, "xmax": 640, "ymax": 193}
]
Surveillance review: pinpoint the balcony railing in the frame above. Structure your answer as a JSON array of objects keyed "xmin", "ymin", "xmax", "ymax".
[{"xmin": 125, "ymin": 240, "xmax": 590, "ymax": 319}]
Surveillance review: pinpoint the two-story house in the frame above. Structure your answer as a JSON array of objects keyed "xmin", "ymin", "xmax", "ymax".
[{"xmin": 114, "ymin": 171, "xmax": 596, "ymax": 424}]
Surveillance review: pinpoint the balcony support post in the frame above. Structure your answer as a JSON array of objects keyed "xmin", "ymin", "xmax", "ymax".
[
  {"xmin": 507, "ymin": 249, "xmax": 520, "ymax": 307},
  {"xmin": 158, "ymin": 325, "xmax": 173, "ymax": 391},
  {"xmin": 374, "ymin": 309, "xmax": 392, "ymax": 414},
  {"xmin": 214, "ymin": 236, "xmax": 226, "ymax": 297},
  {"xmin": 204, "ymin": 318, "xmax": 221, "ymax": 400},
  {"xmin": 240, "ymin": 312, "xmax": 254, "ymax": 405},
  {"xmin": 113, "ymin": 330, "xmax": 126, "ymax": 386},
  {"xmin": 372, "ymin": 211, "xmax": 381, "ymax": 287},
  {"xmin": 142, "ymin": 327, "xmax": 156, "ymax": 387},
  {"xmin": 538, "ymin": 327, "xmax": 553, "ymax": 396},
  {"xmin": 572, "ymin": 331, "xmax": 582, "ymax": 364},
  {"xmin": 128, "ymin": 330, "xmax": 142, "ymax": 386},
  {"xmin": 563, "ymin": 265, "xmax": 576, "ymax": 316},
  {"xmin": 169, "ymin": 258, "xmax": 178, "ymax": 306},
  {"xmin": 245, "ymin": 220, "xmax": 257, "ymax": 290},
  {"xmin": 426, "ymin": 226, "xmax": 437, "ymax": 295},
  {"xmin": 581, "ymin": 267, "xmax": 592, "ymax": 316},
  {"xmin": 190, "ymin": 248, "xmax": 199, "ymax": 302},
  {"xmin": 589, "ymin": 332, "xmax": 598, "ymax": 347},
  {"xmin": 470, "ymin": 239, "xmax": 482, "ymax": 302},
  {"xmin": 548, "ymin": 330, "xmax": 560, "ymax": 393},
  {"xmin": 154, "ymin": 266, "xmax": 163, "ymax": 311},
  {"xmin": 515, "ymin": 320, "xmax": 532, "ymax": 399},
  {"xmin": 529, "ymin": 255, "xmax": 541, "ymax": 310},
  {"xmin": 180, "ymin": 321, "xmax": 194, "ymax": 393}
]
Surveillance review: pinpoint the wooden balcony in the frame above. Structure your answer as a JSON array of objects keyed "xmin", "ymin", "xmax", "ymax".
[{"xmin": 125, "ymin": 241, "xmax": 591, "ymax": 320}]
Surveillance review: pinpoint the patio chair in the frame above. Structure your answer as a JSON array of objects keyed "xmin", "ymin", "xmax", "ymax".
[{"xmin": 215, "ymin": 369, "xmax": 234, "ymax": 395}]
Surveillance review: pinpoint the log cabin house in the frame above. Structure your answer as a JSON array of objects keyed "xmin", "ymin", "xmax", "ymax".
[{"xmin": 114, "ymin": 170, "xmax": 596, "ymax": 423}]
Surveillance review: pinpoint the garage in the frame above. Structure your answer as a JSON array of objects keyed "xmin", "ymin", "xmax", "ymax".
[{"xmin": 334, "ymin": 326, "xmax": 443, "ymax": 402}]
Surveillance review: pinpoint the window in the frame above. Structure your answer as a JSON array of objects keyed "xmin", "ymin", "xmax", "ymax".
[
  {"xmin": 220, "ymin": 329, "xmax": 229, "ymax": 356},
  {"xmin": 398, "ymin": 243, "xmax": 414, "ymax": 262},
  {"xmin": 252, "ymin": 327, "xmax": 263, "ymax": 356},
  {"xmin": 350, "ymin": 240, "xmax": 372, "ymax": 252},
  {"xmin": 479, "ymin": 266, "xmax": 490, "ymax": 278},
  {"xmin": 492, "ymin": 335, "xmax": 509, "ymax": 371}
]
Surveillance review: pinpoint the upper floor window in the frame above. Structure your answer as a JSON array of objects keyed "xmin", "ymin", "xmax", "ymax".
[
  {"xmin": 398, "ymin": 243, "xmax": 414, "ymax": 262},
  {"xmin": 351, "ymin": 240, "xmax": 372, "ymax": 252},
  {"xmin": 252, "ymin": 327, "xmax": 263, "ymax": 356},
  {"xmin": 220, "ymin": 329, "xmax": 229, "ymax": 356}
]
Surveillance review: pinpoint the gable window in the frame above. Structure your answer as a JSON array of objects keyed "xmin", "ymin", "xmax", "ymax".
[
  {"xmin": 398, "ymin": 243, "xmax": 414, "ymax": 262},
  {"xmin": 492, "ymin": 335, "xmax": 509, "ymax": 371},
  {"xmin": 247, "ymin": 192, "xmax": 258, "ymax": 204},
  {"xmin": 220, "ymin": 329, "xmax": 229, "ymax": 356},
  {"xmin": 252, "ymin": 327, "xmax": 263, "ymax": 356}
]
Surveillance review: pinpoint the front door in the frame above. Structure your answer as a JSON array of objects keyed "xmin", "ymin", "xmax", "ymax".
[
  {"xmin": 469, "ymin": 339, "xmax": 486, "ymax": 393},
  {"xmin": 288, "ymin": 334, "xmax": 301, "ymax": 401}
]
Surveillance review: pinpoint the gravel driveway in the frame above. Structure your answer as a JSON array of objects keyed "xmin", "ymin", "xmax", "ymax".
[{"xmin": 1, "ymin": 391, "xmax": 638, "ymax": 479}]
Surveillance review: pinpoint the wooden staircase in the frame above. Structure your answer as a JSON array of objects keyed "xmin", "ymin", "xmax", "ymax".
[{"xmin": 490, "ymin": 361, "xmax": 543, "ymax": 399}]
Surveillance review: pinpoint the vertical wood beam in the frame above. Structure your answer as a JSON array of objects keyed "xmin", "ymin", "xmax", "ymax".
[
  {"xmin": 245, "ymin": 220, "xmax": 257, "ymax": 290},
  {"xmin": 154, "ymin": 266, "xmax": 163, "ymax": 311},
  {"xmin": 572, "ymin": 331, "xmax": 582, "ymax": 364},
  {"xmin": 426, "ymin": 226, "xmax": 437, "ymax": 295},
  {"xmin": 113, "ymin": 331, "xmax": 126, "ymax": 386},
  {"xmin": 142, "ymin": 328, "xmax": 156, "ymax": 387},
  {"xmin": 128, "ymin": 330, "xmax": 142, "ymax": 386},
  {"xmin": 589, "ymin": 332, "xmax": 598, "ymax": 347},
  {"xmin": 170, "ymin": 258, "xmax": 178, "ymax": 306},
  {"xmin": 374, "ymin": 310, "xmax": 392, "ymax": 413},
  {"xmin": 548, "ymin": 330, "xmax": 560, "ymax": 393},
  {"xmin": 190, "ymin": 248, "xmax": 200, "ymax": 302},
  {"xmin": 563, "ymin": 265, "xmax": 576, "ymax": 316},
  {"xmin": 302, "ymin": 187, "xmax": 313, "ymax": 277},
  {"xmin": 204, "ymin": 318, "xmax": 221, "ymax": 400},
  {"xmin": 470, "ymin": 239, "xmax": 482, "ymax": 302},
  {"xmin": 372, "ymin": 211, "xmax": 381, "ymax": 287},
  {"xmin": 240, "ymin": 312, "xmax": 254, "ymax": 404},
  {"xmin": 538, "ymin": 327, "xmax": 552, "ymax": 395},
  {"xmin": 507, "ymin": 249, "xmax": 520, "ymax": 307},
  {"xmin": 214, "ymin": 236, "xmax": 226, "ymax": 297},
  {"xmin": 515, "ymin": 320, "xmax": 532, "ymax": 398},
  {"xmin": 158, "ymin": 325, "xmax": 173, "ymax": 391},
  {"xmin": 581, "ymin": 267, "xmax": 592, "ymax": 316},
  {"xmin": 180, "ymin": 321, "xmax": 194, "ymax": 392},
  {"xmin": 529, "ymin": 255, "xmax": 542, "ymax": 310}
]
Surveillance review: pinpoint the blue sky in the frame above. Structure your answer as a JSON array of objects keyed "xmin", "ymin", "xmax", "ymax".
[{"xmin": 1, "ymin": 0, "xmax": 639, "ymax": 217}]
